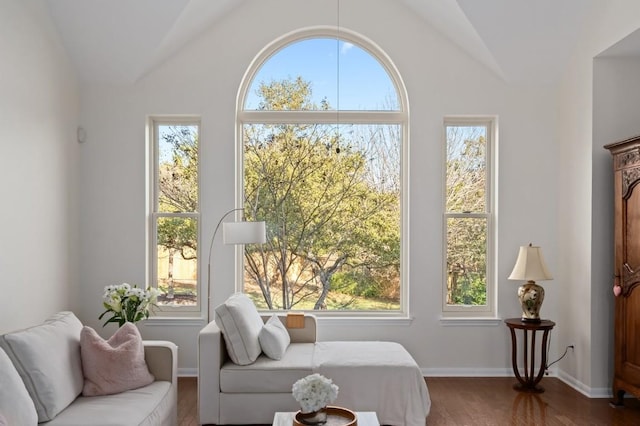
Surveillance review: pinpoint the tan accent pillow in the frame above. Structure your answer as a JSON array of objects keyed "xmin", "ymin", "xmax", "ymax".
[{"xmin": 80, "ymin": 323, "xmax": 154, "ymax": 396}]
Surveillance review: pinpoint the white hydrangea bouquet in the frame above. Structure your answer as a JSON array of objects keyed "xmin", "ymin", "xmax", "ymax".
[
  {"xmin": 99, "ymin": 283, "xmax": 160, "ymax": 327},
  {"xmin": 292, "ymin": 373, "xmax": 339, "ymax": 414}
]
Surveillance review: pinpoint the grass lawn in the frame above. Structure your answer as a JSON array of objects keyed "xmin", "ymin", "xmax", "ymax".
[
  {"xmin": 245, "ymin": 285, "xmax": 400, "ymax": 311},
  {"xmin": 157, "ymin": 280, "xmax": 401, "ymax": 311}
]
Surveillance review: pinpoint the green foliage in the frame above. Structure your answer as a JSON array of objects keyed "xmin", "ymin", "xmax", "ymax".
[
  {"xmin": 157, "ymin": 217, "xmax": 197, "ymax": 260},
  {"xmin": 256, "ymin": 76, "xmax": 327, "ymax": 111},
  {"xmin": 157, "ymin": 126, "xmax": 198, "ymax": 257},
  {"xmin": 449, "ymin": 273, "xmax": 487, "ymax": 306},
  {"xmin": 445, "ymin": 125, "xmax": 488, "ymax": 306},
  {"xmin": 155, "ymin": 126, "xmax": 199, "ymax": 302},
  {"xmin": 158, "ymin": 126, "xmax": 198, "ymax": 213},
  {"xmin": 331, "ymin": 270, "xmax": 383, "ymax": 298},
  {"xmin": 243, "ymin": 77, "xmax": 401, "ymax": 310}
]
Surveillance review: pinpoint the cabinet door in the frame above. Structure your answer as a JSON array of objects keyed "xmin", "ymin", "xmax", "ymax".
[{"xmin": 618, "ymin": 167, "xmax": 640, "ymax": 382}]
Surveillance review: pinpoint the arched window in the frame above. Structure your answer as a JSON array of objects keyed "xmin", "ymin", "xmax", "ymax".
[{"xmin": 237, "ymin": 28, "xmax": 408, "ymax": 314}]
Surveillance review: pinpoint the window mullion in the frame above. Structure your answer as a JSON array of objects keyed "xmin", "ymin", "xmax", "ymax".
[
  {"xmin": 240, "ymin": 110, "xmax": 405, "ymax": 124},
  {"xmin": 445, "ymin": 212, "xmax": 488, "ymax": 218}
]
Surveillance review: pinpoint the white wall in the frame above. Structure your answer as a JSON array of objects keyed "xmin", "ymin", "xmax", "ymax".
[
  {"xmin": 556, "ymin": 1, "xmax": 640, "ymax": 396},
  {"xmin": 0, "ymin": 0, "xmax": 79, "ymax": 333},
  {"xmin": 6, "ymin": 0, "xmax": 640, "ymax": 396},
  {"xmin": 76, "ymin": 0, "xmax": 560, "ymax": 373}
]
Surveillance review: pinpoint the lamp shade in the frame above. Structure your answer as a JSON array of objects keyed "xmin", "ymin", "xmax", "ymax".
[
  {"xmin": 508, "ymin": 244, "xmax": 553, "ymax": 281},
  {"xmin": 223, "ymin": 221, "xmax": 266, "ymax": 245}
]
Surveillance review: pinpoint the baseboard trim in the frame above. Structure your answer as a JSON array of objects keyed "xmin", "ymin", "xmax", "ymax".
[
  {"xmin": 420, "ymin": 367, "xmax": 612, "ymax": 399},
  {"xmin": 422, "ymin": 367, "xmax": 513, "ymax": 377},
  {"xmin": 178, "ymin": 367, "xmax": 198, "ymax": 377},
  {"xmin": 556, "ymin": 369, "xmax": 612, "ymax": 398}
]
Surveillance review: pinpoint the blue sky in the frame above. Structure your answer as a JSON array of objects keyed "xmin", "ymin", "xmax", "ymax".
[{"xmin": 244, "ymin": 38, "xmax": 398, "ymax": 110}]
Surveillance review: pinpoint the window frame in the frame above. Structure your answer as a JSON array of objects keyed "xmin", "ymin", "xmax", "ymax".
[
  {"xmin": 147, "ymin": 116, "xmax": 201, "ymax": 316},
  {"xmin": 236, "ymin": 27, "xmax": 410, "ymax": 316},
  {"xmin": 442, "ymin": 116, "xmax": 497, "ymax": 317}
]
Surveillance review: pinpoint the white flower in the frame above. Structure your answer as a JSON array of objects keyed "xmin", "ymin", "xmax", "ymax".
[
  {"xmin": 292, "ymin": 374, "xmax": 339, "ymax": 413},
  {"xmin": 126, "ymin": 287, "xmax": 145, "ymax": 300},
  {"xmin": 104, "ymin": 294, "xmax": 122, "ymax": 313},
  {"xmin": 99, "ymin": 283, "xmax": 159, "ymax": 327}
]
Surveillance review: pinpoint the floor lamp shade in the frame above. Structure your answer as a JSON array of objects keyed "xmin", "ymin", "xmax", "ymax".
[
  {"xmin": 223, "ymin": 221, "xmax": 266, "ymax": 245},
  {"xmin": 508, "ymin": 244, "xmax": 553, "ymax": 322}
]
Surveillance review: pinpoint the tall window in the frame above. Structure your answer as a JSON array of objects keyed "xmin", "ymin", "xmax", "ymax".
[
  {"xmin": 443, "ymin": 118, "xmax": 495, "ymax": 315},
  {"xmin": 149, "ymin": 118, "xmax": 200, "ymax": 312},
  {"xmin": 238, "ymin": 29, "xmax": 407, "ymax": 313}
]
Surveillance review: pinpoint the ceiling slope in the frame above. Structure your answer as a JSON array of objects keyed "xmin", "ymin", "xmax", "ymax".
[
  {"xmin": 44, "ymin": 0, "xmax": 240, "ymax": 84},
  {"xmin": 44, "ymin": 0, "xmax": 601, "ymax": 85},
  {"xmin": 457, "ymin": 0, "xmax": 598, "ymax": 85}
]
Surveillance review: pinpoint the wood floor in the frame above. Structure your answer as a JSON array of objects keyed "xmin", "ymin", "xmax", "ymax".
[{"xmin": 178, "ymin": 376, "xmax": 640, "ymax": 425}]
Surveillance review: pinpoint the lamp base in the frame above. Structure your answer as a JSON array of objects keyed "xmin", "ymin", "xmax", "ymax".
[{"xmin": 518, "ymin": 281, "xmax": 545, "ymax": 322}]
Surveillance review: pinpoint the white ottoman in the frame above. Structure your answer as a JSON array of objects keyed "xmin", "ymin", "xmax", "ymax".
[{"xmin": 312, "ymin": 341, "xmax": 431, "ymax": 426}]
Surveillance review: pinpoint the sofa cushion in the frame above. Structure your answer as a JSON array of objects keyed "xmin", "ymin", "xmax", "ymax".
[
  {"xmin": 0, "ymin": 347, "xmax": 38, "ymax": 426},
  {"xmin": 80, "ymin": 323, "xmax": 155, "ymax": 396},
  {"xmin": 259, "ymin": 314, "xmax": 290, "ymax": 360},
  {"xmin": 42, "ymin": 381, "xmax": 172, "ymax": 426},
  {"xmin": 0, "ymin": 311, "xmax": 84, "ymax": 422},
  {"xmin": 215, "ymin": 293, "xmax": 264, "ymax": 365},
  {"xmin": 220, "ymin": 342, "xmax": 315, "ymax": 393}
]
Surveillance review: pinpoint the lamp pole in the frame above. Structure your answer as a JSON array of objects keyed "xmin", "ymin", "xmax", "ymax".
[{"xmin": 206, "ymin": 208, "xmax": 244, "ymax": 322}]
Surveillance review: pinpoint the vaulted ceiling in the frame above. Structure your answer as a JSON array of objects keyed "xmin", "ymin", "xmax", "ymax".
[{"xmin": 44, "ymin": 0, "xmax": 632, "ymax": 86}]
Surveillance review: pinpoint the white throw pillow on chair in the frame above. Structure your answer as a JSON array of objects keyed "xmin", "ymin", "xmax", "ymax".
[
  {"xmin": 259, "ymin": 314, "xmax": 290, "ymax": 360},
  {"xmin": 215, "ymin": 293, "xmax": 264, "ymax": 365}
]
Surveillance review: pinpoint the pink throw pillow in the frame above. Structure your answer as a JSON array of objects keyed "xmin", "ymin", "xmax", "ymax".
[{"xmin": 80, "ymin": 323, "xmax": 154, "ymax": 396}]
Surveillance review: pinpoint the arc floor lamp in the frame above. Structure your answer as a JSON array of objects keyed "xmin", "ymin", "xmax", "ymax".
[{"xmin": 206, "ymin": 208, "xmax": 266, "ymax": 322}]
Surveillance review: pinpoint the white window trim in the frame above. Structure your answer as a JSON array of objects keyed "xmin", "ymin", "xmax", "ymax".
[
  {"xmin": 441, "ymin": 116, "xmax": 498, "ymax": 318},
  {"xmin": 147, "ymin": 116, "xmax": 202, "ymax": 316},
  {"xmin": 235, "ymin": 26, "xmax": 410, "ymax": 317}
]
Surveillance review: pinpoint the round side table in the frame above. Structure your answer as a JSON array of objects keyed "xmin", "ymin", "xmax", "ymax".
[{"xmin": 504, "ymin": 318, "xmax": 555, "ymax": 393}]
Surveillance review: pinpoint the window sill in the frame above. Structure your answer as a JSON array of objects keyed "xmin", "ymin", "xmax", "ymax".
[
  {"xmin": 439, "ymin": 317, "xmax": 503, "ymax": 326},
  {"xmin": 142, "ymin": 317, "xmax": 206, "ymax": 327},
  {"xmin": 258, "ymin": 310, "xmax": 413, "ymax": 326},
  {"xmin": 142, "ymin": 314, "xmax": 414, "ymax": 327},
  {"xmin": 316, "ymin": 315, "xmax": 413, "ymax": 326}
]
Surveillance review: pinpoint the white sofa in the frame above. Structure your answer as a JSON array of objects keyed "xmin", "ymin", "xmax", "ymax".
[
  {"xmin": 198, "ymin": 309, "xmax": 431, "ymax": 426},
  {"xmin": 0, "ymin": 312, "xmax": 178, "ymax": 426}
]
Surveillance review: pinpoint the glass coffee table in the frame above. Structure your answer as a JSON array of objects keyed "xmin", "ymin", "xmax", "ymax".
[{"xmin": 273, "ymin": 410, "xmax": 379, "ymax": 426}]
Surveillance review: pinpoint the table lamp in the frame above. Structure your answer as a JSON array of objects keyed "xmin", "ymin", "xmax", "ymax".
[{"xmin": 508, "ymin": 243, "xmax": 553, "ymax": 322}]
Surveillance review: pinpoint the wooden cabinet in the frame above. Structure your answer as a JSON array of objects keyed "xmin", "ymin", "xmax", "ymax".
[{"xmin": 605, "ymin": 135, "xmax": 640, "ymax": 406}]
